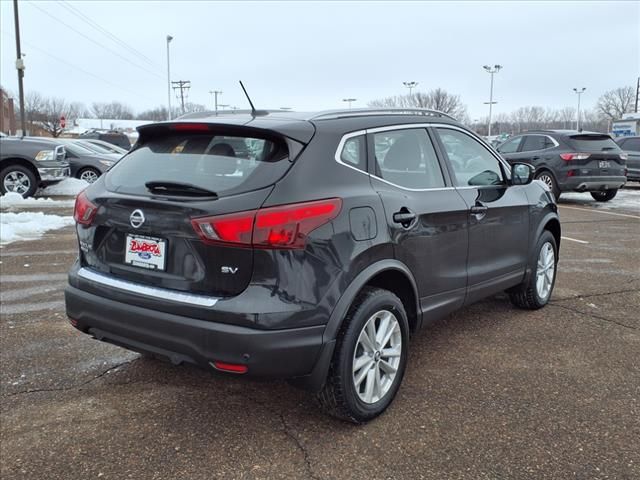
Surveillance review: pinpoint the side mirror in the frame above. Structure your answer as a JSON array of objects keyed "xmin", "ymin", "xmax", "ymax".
[{"xmin": 511, "ymin": 163, "xmax": 534, "ymax": 185}]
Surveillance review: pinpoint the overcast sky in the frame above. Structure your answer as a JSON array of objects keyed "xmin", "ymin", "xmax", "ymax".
[{"xmin": 0, "ymin": 1, "xmax": 638, "ymax": 119}]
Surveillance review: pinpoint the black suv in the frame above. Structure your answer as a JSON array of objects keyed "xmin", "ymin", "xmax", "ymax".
[
  {"xmin": 497, "ymin": 130, "xmax": 627, "ymax": 201},
  {"xmin": 65, "ymin": 109, "xmax": 561, "ymax": 423}
]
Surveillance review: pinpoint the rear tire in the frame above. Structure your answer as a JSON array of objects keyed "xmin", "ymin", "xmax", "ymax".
[
  {"xmin": 317, "ymin": 287, "xmax": 409, "ymax": 424},
  {"xmin": 508, "ymin": 230, "xmax": 558, "ymax": 310},
  {"xmin": 590, "ymin": 189, "xmax": 617, "ymax": 202},
  {"xmin": 1, "ymin": 165, "xmax": 38, "ymax": 198},
  {"xmin": 535, "ymin": 170, "xmax": 560, "ymax": 200}
]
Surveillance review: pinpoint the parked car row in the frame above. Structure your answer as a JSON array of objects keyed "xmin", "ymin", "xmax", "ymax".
[
  {"xmin": 496, "ymin": 130, "xmax": 629, "ymax": 201},
  {"xmin": 1, "ymin": 134, "xmax": 129, "ymax": 197}
]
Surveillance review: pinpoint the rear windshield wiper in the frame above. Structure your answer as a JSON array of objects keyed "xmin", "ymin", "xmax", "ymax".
[{"xmin": 145, "ymin": 181, "xmax": 218, "ymax": 197}]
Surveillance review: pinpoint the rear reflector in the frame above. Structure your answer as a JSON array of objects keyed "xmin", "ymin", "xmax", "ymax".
[
  {"xmin": 560, "ymin": 153, "xmax": 591, "ymax": 161},
  {"xmin": 211, "ymin": 361, "xmax": 248, "ymax": 374},
  {"xmin": 73, "ymin": 190, "xmax": 98, "ymax": 226},
  {"xmin": 191, "ymin": 198, "xmax": 342, "ymax": 249}
]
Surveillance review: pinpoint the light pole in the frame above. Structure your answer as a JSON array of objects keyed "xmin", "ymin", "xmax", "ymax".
[
  {"xmin": 573, "ymin": 87, "xmax": 586, "ymax": 130},
  {"xmin": 403, "ymin": 81, "xmax": 418, "ymax": 97},
  {"xmin": 483, "ymin": 64, "xmax": 502, "ymax": 137},
  {"xmin": 209, "ymin": 90, "xmax": 222, "ymax": 115},
  {"xmin": 342, "ymin": 98, "xmax": 356, "ymax": 109},
  {"xmin": 166, "ymin": 35, "xmax": 173, "ymax": 120}
]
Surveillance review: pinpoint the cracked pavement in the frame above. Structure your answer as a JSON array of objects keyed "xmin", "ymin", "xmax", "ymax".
[{"xmin": 1, "ymin": 192, "xmax": 639, "ymax": 479}]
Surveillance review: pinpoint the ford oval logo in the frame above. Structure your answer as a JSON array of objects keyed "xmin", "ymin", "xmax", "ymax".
[{"xmin": 129, "ymin": 209, "xmax": 145, "ymax": 229}]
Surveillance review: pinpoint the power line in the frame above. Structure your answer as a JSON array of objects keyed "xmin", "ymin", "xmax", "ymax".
[
  {"xmin": 0, "ymin": 29, "xmax": 155, "ymax": 102},
  {"xmin": 26, "ymin": 1, "xmax": 164, "ymax": 80},
  {"xmin": 56, "ymin": 0, "xmax": 161, "ymax": 70}
]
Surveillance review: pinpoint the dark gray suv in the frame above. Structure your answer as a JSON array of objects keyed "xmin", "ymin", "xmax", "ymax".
[
  {"xmin": 65, "ymin": 109, "xmax": 561, "ymax": 423},
  {"xmin": 497, "ymin": 130, "xmax": 627, "ymax": 201}
]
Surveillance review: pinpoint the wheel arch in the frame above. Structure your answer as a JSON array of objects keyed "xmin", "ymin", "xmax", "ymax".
[{"xmin": 291, "ymin": 259, "xmax": 420, "ymax": 393}]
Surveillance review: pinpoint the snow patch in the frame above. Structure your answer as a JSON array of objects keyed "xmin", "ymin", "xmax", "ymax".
[
  {"xmin": 0, "ymin": 192, "xmax": 75, "ymax": 208},
  {"xmin": 40, "ymin": 178, "xmax": 88, "ymax": 196},
  {"xmin": 560, "ymin": 188, "xmax": 640, "ymax": 213},
  {"xmin": 0, "ymin": 211, "xmax": 75, "ymax": 244}
]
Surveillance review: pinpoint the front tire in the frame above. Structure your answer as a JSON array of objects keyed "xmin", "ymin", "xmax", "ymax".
[
  {"xmin": 1, "ymin": 165, "xmax": 38, "ymax": 198},
  {"xmin": 317, "ymin": 287, "xmax": 409, "ymax": 423},
  {"xmin": 508, "ymin": 230, "xmax": 558, "ymax": 310},
  {"xmin": 590, "ymin": 189, "xmax": 617, "ymax": 202}
]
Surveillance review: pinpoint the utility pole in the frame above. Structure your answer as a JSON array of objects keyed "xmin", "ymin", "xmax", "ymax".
[
  {"xmin": 573, "ymin": 87, "xmax": 586, "ymax": 130},
  {"xmin": 635, "ymin": 76, "xmax": 639, "ymax": 113},
  {"xmin": 209, "ymin": 90, "xmax": 222, "ymax": 115},
  {"xmin": 342, "ymin": 98, "xmax": 356, "ymax": 109},
  {"xmin": 172, "ymin": 80, "xmax": 191, "ymax": 114},
  {"xmin": 483, "ymin": 64, "xmax": 502, "ymax": 138},
  {"xmin": 166, "ymin": 35, "xmax": 173, "ymax": 120},
  {"xmin": 13, "ymin": 0, "xmax": 26, "ymax": 137}
]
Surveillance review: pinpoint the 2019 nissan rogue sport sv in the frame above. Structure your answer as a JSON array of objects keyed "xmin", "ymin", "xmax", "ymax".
[{"xmin": 65, "ymin": 109, "xmax": 561, "ymax": 423}]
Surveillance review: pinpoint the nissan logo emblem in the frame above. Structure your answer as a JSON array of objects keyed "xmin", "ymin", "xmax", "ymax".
[{"xmin": 129, "ymin": 209, "xmax": 145, "ymax": 229}]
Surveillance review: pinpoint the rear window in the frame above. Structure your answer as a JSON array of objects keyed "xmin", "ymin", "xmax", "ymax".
[
  {"xmin": 106, "ymin": 133, "xmax": 289, "ymax": 197},
  {"xmin": 569, "ymin": 135, "xmax": 622, "ymax": 152}
]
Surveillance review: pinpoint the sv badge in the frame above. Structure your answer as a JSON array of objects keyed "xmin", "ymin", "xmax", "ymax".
[{"xmin": 221, "ymin": 266, "xmax": 239, "ymax": 274}]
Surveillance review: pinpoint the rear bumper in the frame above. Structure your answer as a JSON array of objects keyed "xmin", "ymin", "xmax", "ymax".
[
  {"xmin": 65, "ymin": 284, "xmax": 327, "ymax": 380},
  {"xmin": 560, "ymin": 176, "xmax": 627, "ymax": 192}
]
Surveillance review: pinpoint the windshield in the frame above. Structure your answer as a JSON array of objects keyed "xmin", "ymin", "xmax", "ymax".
[
  {"xmin": 63, "ymin": 141, "xmax": 97, "ymax": 156},
  {"xmin": 105, "ymin": 132, "xmax": 290, "ymax": 197}
]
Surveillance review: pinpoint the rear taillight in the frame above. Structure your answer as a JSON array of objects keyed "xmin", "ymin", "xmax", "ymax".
[
  {"xmin": 73, "ymin": 190, "xmax": 98, "ymax": 226},
  {"xmin": 560, "ymin": 153, "xmax": 591, "ymax": 161},
  {"xmin": 191, "ymin": 198, "xmax": 342, "ymax": 249}
]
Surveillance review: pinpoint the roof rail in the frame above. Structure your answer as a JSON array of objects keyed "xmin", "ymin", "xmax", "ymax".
[{"xmin": 308, "ymin": 108, "xmax": 457, "ymax": 121}]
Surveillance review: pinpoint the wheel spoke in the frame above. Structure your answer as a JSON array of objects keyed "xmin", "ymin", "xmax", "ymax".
[
  {"xmin": 353, "ymin": 354, "xmax": 371, "ymax": 374},
  {"xmin": 381, "ymin": 347, "xmax": 401, "ymax": 358},
  {"xmin": 354, "ymin": 362, "xmax": 370, "ymax": 387},
  {"xmin": 379, "ymin": 359, "xmax": 397, "ymax": 375},
  {"xmin": 374, "ymin": 364, "xmax": 382, "ymax": 401},
  {"xmin": 359, "ymin": 328, "xmax": 376, "ymax": 353},
  {"xmin": 375, "ymin": 312, "xmax": 391, "ymax": 346},
  {"xmin": 363, "ymin": 368, "xmax": 376, "ymax": 403}
]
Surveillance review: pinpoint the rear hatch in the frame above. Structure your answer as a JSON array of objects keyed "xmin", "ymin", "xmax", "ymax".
[
  {"xmin": 79, "ymin": 123, "xmax": 304, "ymax": 297},
  {"xmin": 565, "ymin": 134, "xmax": 626, "ymax": 176}
]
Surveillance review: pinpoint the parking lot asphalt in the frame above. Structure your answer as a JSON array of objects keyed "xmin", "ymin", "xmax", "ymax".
[{"xmin": 1, "ymin": 189, "xmax": 639, "ymax": 480}]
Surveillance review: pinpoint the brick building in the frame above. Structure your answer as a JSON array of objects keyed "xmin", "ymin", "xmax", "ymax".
[{"xmin": 1, "ymin": 88, "xmax": 16, "ymax": 135}]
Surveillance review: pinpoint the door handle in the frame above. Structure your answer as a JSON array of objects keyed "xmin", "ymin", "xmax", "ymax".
[
  {"xmin": 531, "ymin": 156, "xmax": 541, "ymax": 161},
  {"xmin": 469, "ymin": 205, "xmax": 488, "ymax": 215},
  {"xmin": 393, "ymin": 209, "xmax": 416, "ymax": 226}
]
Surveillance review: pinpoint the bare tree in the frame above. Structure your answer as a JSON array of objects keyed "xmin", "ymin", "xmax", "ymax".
[
  {"xmin": 39, "ymin": 97, "xmax": 71, "ymax": 137},
  {"xmin": 596, "ymin": 86, "xmax": 635, "ymax": 121},
  {"xmin": 24, "ymin": 91, "xmax": 46, "ymax": 125},
  {"xmin": 369, "ymin": 89, "xmax": 468, "ymax": 120},
  {"xmin": 558, "ymin": 106, "xmax": 576, "ymax": 129},
  {"xmin": 91, "ymin": 101, "xmax": 134, "ymax": 120}
]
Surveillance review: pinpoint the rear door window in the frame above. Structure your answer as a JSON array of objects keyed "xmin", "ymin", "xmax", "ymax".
[
  {"xmin": 106, "ymin": 132, "xmax": 289, "ymax": 197},
  {"xmin": 569, "ymin": 135, "xmax": 622, "ymax": 152},
  {"xmin": 521, "ymin": 135, "xmax": 550, "ymax": 152},
  {"xmin": 372, "ymin": 128, "xmax": 445, "ymax": 189}
]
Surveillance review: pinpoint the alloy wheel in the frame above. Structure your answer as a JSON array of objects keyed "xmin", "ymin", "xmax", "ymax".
[
  {"xmin": 3, "ymin": 171, "xmax": 31, "ymax": 195},
  {"xmin": 80, "ymin": 169, "xmax": 99, "ymax": 183},
  {"xmin": 536, "ymin": 242, "xmax": 555, "ymax": 300},
  {"xmin": 352, "ymin": 309, "xmax": 402, "ymax": 404}
]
